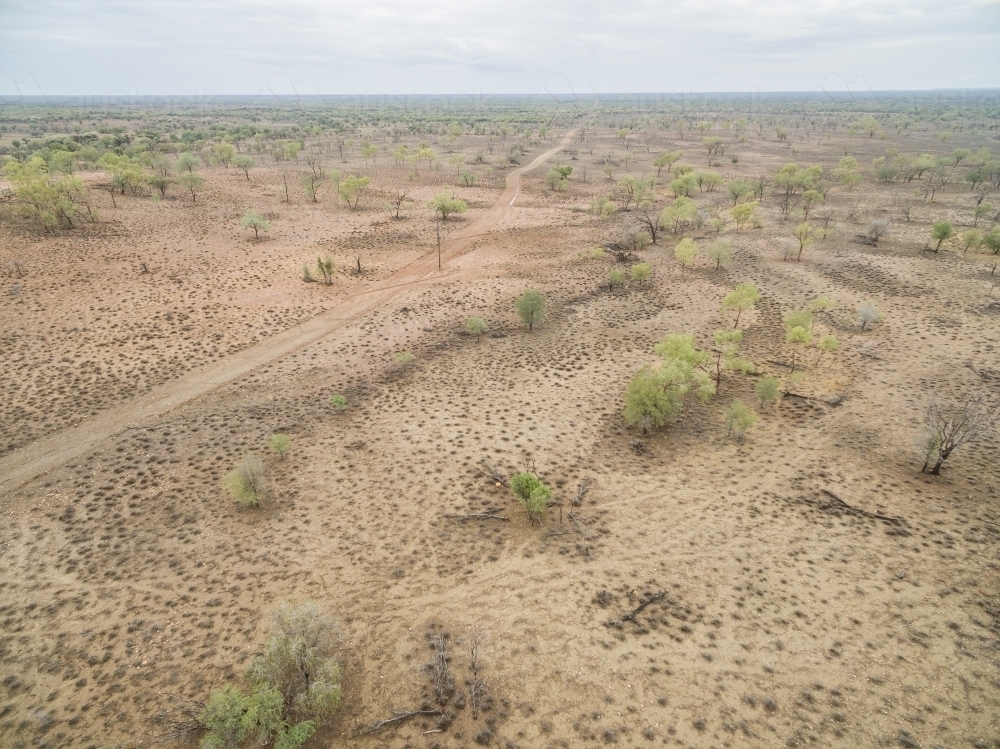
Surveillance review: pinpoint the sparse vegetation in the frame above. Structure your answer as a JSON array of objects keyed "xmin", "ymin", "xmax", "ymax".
[
  {"xmin": 515, "ymin": 289, "xmax": 546, "ymax": 331},
  {"xmin": 240, "ymin": 210, "xmax": 271, "ymax": 240},
  {"xmin": 224, "ymin": 454, "xmax": 266, "ymax": 507},
  {"xmin": 510, "ymin": 466, "xmax": 552, "ymax": 523},
  {"xmin": 268, "ymin": 433, "xmax": 290, "ymax": 459},
  {"xmin": 466, "ymin": 316, "xmax": 488, "ymax": 342},
  {"xmin": 724, "ymin": 399, "xmax": 757, "ymax": 440}
]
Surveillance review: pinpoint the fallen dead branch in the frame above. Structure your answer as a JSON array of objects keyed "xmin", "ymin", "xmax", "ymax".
[
  {"xmin": 782, "ymin": 391, "xmax": 830, "ymax": 404},
  {"xmin": 571, "ymin": 479, "xmax": 590, "ymax": 506},
  {"xmin": 477, "ymin": 461, "xmax": 508, "ymax": 487},
  {"xmin": 819, "ymin": 489, "xmax": 901, "ymax": 525},
  {"xmin": 567, "ymin": 512, "xmax": 592, "ymax": 540},
  {"xmin": 150, "ymin": 694, "xmax": 205, "ymax": 742},
  {"xmin": 444, "ymin": 509, "xmax": 509, "ymax": 521},
  {"xmin": 360, "ymin": 709, "xmax": 444, "ymax": 734},
  {"xmin": 608, "ymin": 591, "xmax": 666, "ymax": 628}
]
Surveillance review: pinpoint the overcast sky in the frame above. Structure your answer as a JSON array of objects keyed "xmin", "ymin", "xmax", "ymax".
[{"xmin": 0, "ymin": 0, "xmax": 997, "ymax": 97}]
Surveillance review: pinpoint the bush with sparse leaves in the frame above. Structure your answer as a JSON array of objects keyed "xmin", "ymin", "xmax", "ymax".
[{"xmin": 224, "ymin": 454, "xmax": 266, "ymax": 507}]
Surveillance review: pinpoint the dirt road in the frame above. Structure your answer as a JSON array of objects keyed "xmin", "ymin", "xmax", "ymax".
[{"xmin": 0, "ymin": 130, "xmax": 576, "ymax": 493}]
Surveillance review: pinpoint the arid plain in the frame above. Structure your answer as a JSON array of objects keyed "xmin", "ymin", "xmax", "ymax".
[{"xmin": 1, "ymin": 102, "xmax": 998, "ymax": 749}]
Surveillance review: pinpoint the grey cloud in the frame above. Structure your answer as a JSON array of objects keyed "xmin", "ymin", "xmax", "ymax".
[{"xmin": 0, "ymin": 0, "xmax": 996, "ymax": 94}]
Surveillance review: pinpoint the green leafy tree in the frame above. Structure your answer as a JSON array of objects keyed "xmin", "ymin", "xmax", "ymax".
[
  {"xmin": 793, "ymin": 222, "xmax": 814, "ymax": 261},
  {"xmin": 6, "ymin": 156, "xmax": 86, "ymax": 230},
  {"xmin": 268, "ymin": 433, "xmax": 290, "ymax": 459},
  {"xmin": 241, "ymin": 210, "xmax": 271, "ymax": 240},
  {"xmin": 623, "ymin": 334, "xmax": 716, "ymax": 433},
  {"xmin": 669, "ymin": 172, "xmax": 698, "ymax": 198},
  {"xmin": 784, "ymin": 308, "xmax": 814, "ymax": 333},
  {"xmin": 724, "ymin": 399, "xmax": 757, "ymax": 440},
  {"xmin": 515, "ymin": 289, "xmax": 546, "ymax": 331},
  {"xmin": 607, "ymin": 269, "xmax": 625, "ymax": 292},
  {"xmin": 213, "ymin": 142, "xmax": 236, "ymax": 167},
  {"xmin": 510, "ymin": 471, "xmax": 552, "ymax": 523},
  {"xmin": 705, "ymin": 238, "xmax": 732, "ymax": 269},
  {"xmin": 177, "ymin": 153, "xmax": 200, "ymax": 173},
  {"xmin": 721, "ymin": 282, "xmax": 761, "ymax": 328},
  {"xmin": 338, "ymin": 175, "xmax": 370, "ymax": 209},
  {"xmin": 329, "ymin": 394, "xmax": 347, "ymax": 410},
  {"xmin": 623, "ymin": 370, "xmax": 680, "ymax": 433},
  {"xmin": 785, "ymin": 325, "xmax": 812, "ymax": 373},
  {"xmin": 800, "ymin": 190, "xmax": 823, "ymax": 220},
  {"xmin": 302, "ymin": 173, "xmax": 321, "ymax": 202},
  {"xmin": 592, "ymin": 196, "xmax": 617, "ymax": 218},
  {"xmin": 393, "ymin": 351, "xmax": 415, "ymax": 372},
  {"xmin": 983, "ymin": 226, "xmax": 1000, "ymax": 255},
  {"xmin": 316, "ymin": 255, "xmax": 336, "ymax": 285},
  {"xmin": 427, "ymin": 193, "xmax": 467, "ymax": 220},
  {"xmin": 199, "ymin": 684, "xmax": 287, "ymax": 749},
  {"xmin": 653, "ymin": 150, "xmax": 681, "ymax": 177},
  {"xmin": 756, "ymin": 375, "xmax": 780, "ymax": 408},
  {"xmin": 694, "ymin": 170, "xmax": 723, "ymax": 192},
  {"xmin": 731, "ymin": 201, "xmax": 759, "ymax": 230},
  {"xmin": 149, "ymin": 174, "xmax": 172, "ymax": 198},
  {"xmin": 631, "ymin": 262, "xmax": 651, "ymax": 286},
  {"xmin": 466, "ymin": 316, "xmax": 488, "ymax": 342},
  {"xmin": 659, "ymin": 196, "xmax": 698, "ymax": 234},
  {"xmin": 247, "ymin": 601, "xmax": 342, "ymax": 723},
  {"xmin": 774, "ymin": 163, "xmax": 823, "ymax": 219},
  {"xmin": 962, "ymin": 229, "xmax": 983, "ymax": 254},
  {"xmin": 674, "ymin": 237, "xmax": 698, "ymax": 269},
  {"xmin": 224, "ymin": 454, "xmax": 266, "ymax": 507},
  {"xmin": 814, "ymin": 335, "xmax": 839, "ymax": 366},
  {"xmin": 459, "ymin": 170, "xmax": 476, "ymax": 186},
  {"xmin": 807, "ymin": 296, "xmax": 836, "ymax": 314},
  {"xmin": 834, "ymin": 156, "xmax": 861, "ymax": 189},
  {"xmin": 545, "ymin": 164, "xmax": 572, "ymax": 190},
  {"xmin": 973, "ymin": 202, "xmax": 992, "ymax": 228},
  {"xmin": 931, "ymin": 221, "xmax": 953, "ymax": 252},
  {"xmin": 233, "ymin": 154, "xmax": 255, "ymax": 180},
  {"xmin": 727, "ymin": 179, "xmax": 751, "ymax": 205},
  {"xmin": 179, "ymin": 172, "xmax": 204, "ymax": 202},
  {"xmin": 709, "ymin": 329, "xmax": 754, "ymax": 393}
]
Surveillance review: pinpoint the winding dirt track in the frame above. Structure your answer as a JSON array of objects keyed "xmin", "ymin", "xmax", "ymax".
[{"xmin": 0, "ymin": 131, "xmax": 576, "ymax": 493}]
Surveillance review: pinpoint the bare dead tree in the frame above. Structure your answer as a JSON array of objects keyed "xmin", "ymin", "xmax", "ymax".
[
  {"xmin": 467, "ymin": 631, "xmax": 487, "ymax": 720},
  {"xmin": 427, "ymin": 633, "xmax": 454, "ymax": 706},
  {"xmin": 866, "ymin": 218, "xmax": 891, "ymax": 246},
  {"xmin": 922, "ymin": 397, "xmax": 991, "ymax": 475}
]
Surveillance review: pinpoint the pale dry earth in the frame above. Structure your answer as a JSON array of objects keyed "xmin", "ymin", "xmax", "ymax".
[{"xmin": 0, "ymin": 122, "xmax": 998, "ymax": 749}]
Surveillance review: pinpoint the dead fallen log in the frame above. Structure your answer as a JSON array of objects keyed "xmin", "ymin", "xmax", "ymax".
[
  {"xmin": 477, "ymin": 461, "xmax": 508, "ymax": 487},
  {"xmin": 360, "ymin": 709, "xmax": 443, "ymax": 734},
  {"xmin": 572, "ymin": 479, "xmax": 591, "ymax": 507},
  {"xmin": 444, "ymin": 510, "xmax": 509, "ymax": 522},
  {"xmin": 819, "ymin": 489, "xmax": 901, "ymax": 525},
  {"xmin": 567, "ymin": 512, "xmax": 592, "ymax": 539},
  {"xmin": 607, "ymin": 591, "xmax": 666, "ymax": 628},
  {"xmin": 782, "ymin": 390, "xmax": 832, "ymax": 404}
]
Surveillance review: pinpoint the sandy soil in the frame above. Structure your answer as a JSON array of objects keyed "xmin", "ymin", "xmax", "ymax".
[{"xmin": 1, "ymin": 120, "xmax": 998, "ymax": 749}]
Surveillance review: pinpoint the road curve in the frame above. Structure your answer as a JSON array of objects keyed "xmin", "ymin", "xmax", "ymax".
[{"xmin": 0, "ymin": 130, "xmax": 576, "ymax": 493}]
